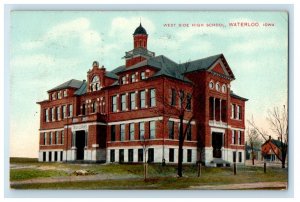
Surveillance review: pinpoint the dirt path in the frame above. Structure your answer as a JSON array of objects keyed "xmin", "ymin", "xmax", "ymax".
[{"xmin": 189, "ymin": 181, "xmax": 287, "ymax": 190}]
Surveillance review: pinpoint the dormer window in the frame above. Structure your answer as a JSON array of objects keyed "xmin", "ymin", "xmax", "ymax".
[
  {"xmin": 131, "ymin": 74, "xmax": 136, "ymax": 82},
  {"xmin": 58, "ymin": 91, "xmax": 62, "ymax": 99},
  {"xmin": 121, "ymin": 76, "xmax": 126, "ymax": 85},
  {"xmin": 141, "ymin": 71, "xmax": 146, "ymax": 80},
  {"xmin": 52, "ymin": 93, "xmax": 56, "ymax": 100},
  {"xmin": 91, "ymin": 76, "xmax": 100, "ymax": 92}
]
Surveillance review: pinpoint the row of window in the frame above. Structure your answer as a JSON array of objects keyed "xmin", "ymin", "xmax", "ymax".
[
  {"xmin": 41, "ymin": 131, "xmax": 64, "ymax": 145},
  {"xmin": 110, "ymin": 121, "xmax": 193, "ymax": 142},
  {"xmin": 170, "ymin": 89, "xmax": 192, "ymax": 110},
  {"xmin": 110, "ymin": 121, "xmax": 156, "ymax": 141},
  {"xmin": 81, "ymin": 100, "xmax": 106, "ymax": 115},
  {"xmin": 231, "ymin": 130, "xmax": 243, "ymax": 145},
  {"xmin": 209, "ymin": 80, "xmax": 227, "ymax": 93},
  {"xmin": 44, "ymin": 104, "xmax": 73, "ymax": 122},
  {"xmin": 109, "ymin": 148, "xmax": 193, "ymax": 163},
  {"xmin": 50, "ymin": 90, "xmax": 68, "ymax": 100},
  {"xmin": 231, "ymin": 104, "xmax": 242, "ymax": 120},
  {"xmin": 120, "ymin": 71, "xmax": 146, "ymax": 85},
  {"xmin": 168, "ymin": 121, "xmax": 192, "ymax": 141},
  {"xmin": 111, "ymin": 89, "xmax": 156, "ymax": 112},
  {"xmin": 42, "ymin": 151, "xmax": 63, "ymax": 162}
]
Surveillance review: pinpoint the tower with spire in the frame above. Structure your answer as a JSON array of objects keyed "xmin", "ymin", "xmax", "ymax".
[{"xmin": 124, "ymin": 23, "xmax": 155, "ymax": 67}]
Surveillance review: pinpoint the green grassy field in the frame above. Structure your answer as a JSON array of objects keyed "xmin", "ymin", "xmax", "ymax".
[{"xmin": 10, "ymin": 157, "xmax": 288, "ymax": 189}]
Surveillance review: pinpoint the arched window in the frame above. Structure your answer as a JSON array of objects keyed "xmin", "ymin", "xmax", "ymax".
[{"xmin": 91, "ymin": 76, "xmax": 100, "ymax": 91}]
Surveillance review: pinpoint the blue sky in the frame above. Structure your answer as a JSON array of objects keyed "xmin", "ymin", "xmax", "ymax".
[{"xmin": 10, "ymin": 11, "xmax": 288, "ymax": 157}]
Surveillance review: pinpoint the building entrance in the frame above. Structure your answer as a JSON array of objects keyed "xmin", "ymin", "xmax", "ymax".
[
  {"xmin": 76, "ymin": 130, "xmax": 85, "ymax": 160},
  {"xmin": 212, "ymin": 132, "xmax": 223, "ymax": 158}
]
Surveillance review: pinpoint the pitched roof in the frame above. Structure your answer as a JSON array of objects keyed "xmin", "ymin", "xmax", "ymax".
[
  {"xmin": 230, "ymin": 91, "xmax": 248, "ymax": 101},
  {"xmin": 48, "ymin": 79, "xmax": 84, "ymax": 92},
  {"xmin": 74, "ymin": 80, "xmax": 87, "ymax": 95}
]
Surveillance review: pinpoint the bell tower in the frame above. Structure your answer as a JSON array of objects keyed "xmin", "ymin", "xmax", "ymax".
[
  {"xmin": 133, "ymin": 23, "xmax": 148, "ymax": 49},
  {"xmin": 124, "ymin": 23, "xmax": 155, "ymax": 67}
]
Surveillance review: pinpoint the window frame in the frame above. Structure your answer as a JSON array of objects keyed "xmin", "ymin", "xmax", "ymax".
[
  {"xmin": 111, "ymin": 125, "xmax": 116, "ymax": 141},
  {"xmin": 120, "ymin": 124, "xmax": 125, "ymax": 141},
  {"xmin": 140, "ymin": 90, "xmax": 146, "ymax": 108},
  {"xmin": 169, "ymin": 148, "xmax": 174, "ymax": 162},
  {"xmin": 139, "ymin": 122, "xmax": 145, "ymax": 140},
  {"xmin": 168, "ymin": 121, "xmax": 174, "ymax": 139},
  {"xmin": 149, "ymin": 121, "xmax": 156, "ymax": 139},
  {"xmin": 121, "ymin": 94, "xmax": 126, "ymax": 111},
  {"xmin": 150, "ymin": 88, "xmax": 156, "ymax": 107},
  {"xmin": 130, "ymin": 92, "xmax": 136, "ymax": 110},
  {"xmin": 129, "ymin": 123, "xmax": 135, "ymax": 140},
  {"xmin": 112, "ymin": 96, "xmax": 117, "ymax": 112}
]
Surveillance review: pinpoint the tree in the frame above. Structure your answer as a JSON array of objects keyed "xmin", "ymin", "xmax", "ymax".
[
  {"xmin": 152, "ymin": 61, "xmax": 198, "ymax": 177},
  {"xmin": 248, "ymin": 105, "xmax": 288, "ymax": 168},
  {"xmin": 246, "ymin": 128, "xmax": 262, "ymax": 165},
  {"xmin": 140, "ymin": 135, "xmax": 150, "ymax": 181}
]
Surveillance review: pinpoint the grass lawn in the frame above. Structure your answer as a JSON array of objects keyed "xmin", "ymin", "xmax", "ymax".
[{"xmin": 10, "ymin": 158, "xmax": 288, "ymax": 189}]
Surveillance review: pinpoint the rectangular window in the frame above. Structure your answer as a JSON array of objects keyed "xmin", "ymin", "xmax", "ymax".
[
  {"xmin": 62, "ymin": 105, "xmax": 66, "ymax": 119},
  {"xmin": 139, "ymin": 122, "xmax": 145, "ymax": 140},
  {"xmin": 168, "ymin": 121, "xmax": 174, "ymax": 139},
  {"xmin": 60, "ymin": 151, "xmax": 63, "ymax": 161},
  {"xmin": 128, "ymin": 149, "xmax": 134, "ymax": 162},
  {"xmin": 233, "ymin": 151, "xmax": 236, "ymax": 162},
  {"xmin": 232, "ymin": 130, "xmax": 236, "ymax": 144},
  {"xmin": 130, "ymin": 92, "xmax": 136, "ymax": 110},
  {"xmin": 149, "ymin": 121, "xmax": 156, "ymax": 139},
  {"xmin": 55, "ymin": 131, "xmax": 59, "ymax": 144},
  {"xmin": 187, "ymin": 149, "xmax": 192, "ymax": 162},
  {"xmin": 120, "ymin": 124, "xmax": 125, "ymax": 141},
  {"xmin": 131, "ymin": 74, "xmax": 136, "ymax": 82},
  {"xmin": 140, "ymin": 90, "xmax": 145, "ymax": 108},
  {"xmin": 61, "ymin": 131, "xmax": 64, "ymax": 144},
  {"xmin": 119, "ymin": 149, "xmax": 124, "ymax": 163},
  {"xmin": 169, "ymin": 148, "xmax": 174, "ymax": 162},
  {"xmin": 63, "ymin": 90, "xmax": 67, "ymax": 97},
  {"xmin": 150, "ymin": 89, "xmax": 156, "ymax": 107},
  {"xmin": 148, "ymin": 148, "xmax": 154, "ymax": 163},
  {"xmin": 110, "ymin": 150, "xmax": 115, "ymax": 162},
  {"xmin": 138, "ymin": 149, "xmax": 143, "ymax": 162},
  {"xmin": 111, "ymin": 125, "xmax": 116, "ymax": 141},
  {"xmin": 52, "ymin": 93, "xmax": 56, "ymax": 100},
  {"xmin": 54, "ymin": 151, "xmax": 58, "ymax": 161},
  {"xmin": 43, "ymin": 152, "xmax": 46, "ymax": 162},
  {"xmin": 121, "ymin": 94, "xmax": 126, "ymax": 111},
  {"xmin": 238, "ymin": 131, "xmax": 241, "ymax": 145},
  {"xmin": 49, "ymin": 152, "xmax": 52, "ymax": 162},
  {"xmin": 129, "ymin": 123, "xmax": 135, "ymax": 140},
  {"xmin": 57, "ymin": 106, "xmax": 60, "ymax": 120},
  {"xmin": 44, "ymin": 109, "xmax": 49, "ymax": 122},
  {"xmin": 58, "ymin": 91, "xmax": 61, "ymax": 99},
  {"xmin": 186, "ymin": 125, "xmax": 192, "ymax": 141},
  {"xmin": 68, "ymin": 104, "xmax": 73, "ymax": 117},
  {"xmin": 112, "ymin": 96, "xmax": 117, "ymax": 112},
  {"xmin": 141, "ymin": 71, "xmax": 146, "ymax": 80},
  {"xmin": 186, "ymin": 93, "xmax": 192, "ymax": 110},
  {"xmin": 238, "ymin": 152, "xmax": 242, "ymax": 163},
  {"xmin": 51, "ymin": 108, "xmax": 55, "ymax": 121},
  {"xmin": 121, "ymin": 76, "xmax": 126, "ymax": 84},
  {"xmin": 231, "ymin": 104, "xmax": 235, "ymax": 119},
  {"xmin": 179, "ymin": 90, "xmax": 184, "ymax": 108},
  {"xmin": 43, "ymin": 133, "xmax": 46, "ymax": 145},
  {"xmin": 237, "ymin": 106, "xmax": 242, "ymax": 120},
  {"xmin": 171, "ymin": 89, "xmax": 176, "ymax": 106},
  {"xmin": 49, "ymin": 132, "xmax": 52, "ymax": 145}
]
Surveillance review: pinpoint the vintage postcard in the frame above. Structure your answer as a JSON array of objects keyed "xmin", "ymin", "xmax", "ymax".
[{"xmin": 9, "ymin": 10, "xmax": 288, "ymax": 190}]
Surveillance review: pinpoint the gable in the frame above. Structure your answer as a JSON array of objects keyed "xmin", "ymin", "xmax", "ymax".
[
  {"xmin": 209, "ymin": 58, "xmax": 230, "ymax": 76},
  {"xmin": 207, "ymin": 56, "xmax": 235, "ymax": 79}
]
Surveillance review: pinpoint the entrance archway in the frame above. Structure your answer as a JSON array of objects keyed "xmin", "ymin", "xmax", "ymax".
[
  {"xmin": 212, "ymin": 132, "xmax": 223, "ymax": 158},
  {"xmin": 76, "ymin": 130, "xmax": 85, "ymax": 160}
]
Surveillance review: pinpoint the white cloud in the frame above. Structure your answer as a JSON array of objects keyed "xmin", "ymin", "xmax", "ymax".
[
  {"xmin": 20, "ymin": 18, "xmax": 102, "ymax": 51},
  {"xmin": 109, "ymin": 17, "xmax": 155, "ymax": 41}
]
